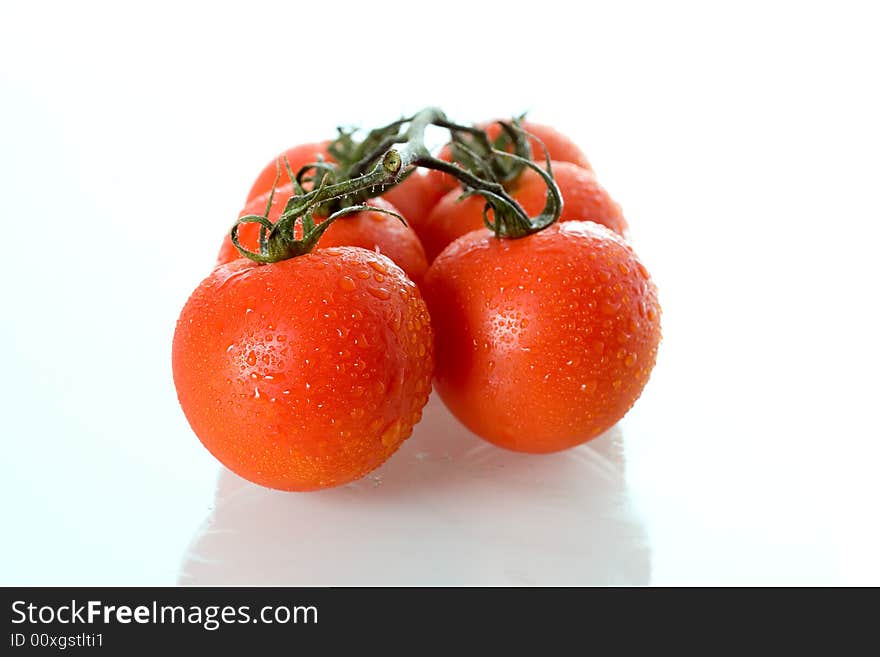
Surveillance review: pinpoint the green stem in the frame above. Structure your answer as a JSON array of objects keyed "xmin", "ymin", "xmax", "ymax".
[{"xmin": 231, "ymin": 107, "xmax": 563, "ymax": 264}]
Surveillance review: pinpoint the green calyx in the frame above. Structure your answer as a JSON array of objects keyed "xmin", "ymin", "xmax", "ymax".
[
  {"xmin": 230, "ymin": 107, "xmax": 563, "ymax": 264},
  {"xmin": 231, "ymin": 149, "xmax": 404, "ymax": 264},
  {"xmin": 445, "ymin": 116, "xmax": 533, "ymax": 185}
]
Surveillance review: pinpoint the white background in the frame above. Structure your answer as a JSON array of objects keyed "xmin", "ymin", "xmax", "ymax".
[{"xmin": 1, "ymin": 1, "xmax": 878, "ymax": 585}]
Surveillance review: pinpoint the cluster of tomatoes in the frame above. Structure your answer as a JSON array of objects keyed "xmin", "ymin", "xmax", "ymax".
[{"xmin": 172, "ymin": 115, "xmax": 661, "ymax": 491}]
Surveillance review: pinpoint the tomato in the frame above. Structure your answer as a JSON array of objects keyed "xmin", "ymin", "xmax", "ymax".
[
  {"xmin": 172, "ymin": 247, "xmax": 434, "ymax": 491},
  {"xmin": 380, "ymin": 170, "xmax": 447, "ymax": 237},
  {"xmin": 420, "ymin": 161, "xmax": 627, "ymax": 261},
  {"xmin": 426, "ymin": 120, "xmax": 593, "ymax": 202},
  {"xmin": 217, "ymin": 185, "xmax": 428, "ymax": 286},
  {"xmin": 246, "ymin": 141, "xmax": 333, "ymax": 203},
  {"xmin": 422, "ymin": 221, "xmax": 660, "ymax": 453}
]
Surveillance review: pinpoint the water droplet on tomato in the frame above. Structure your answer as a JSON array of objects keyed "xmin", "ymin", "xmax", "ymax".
[
  {"xmin": 369, "ymin": 259, "xmax": 388, "ymax": 274},
  {"xmin": 380, "ymin": 420, "xmax": 401, "ymax": 447},
  {"xmin": 601, "ymin": 298, "xmax": 622, "ymax": 315}
]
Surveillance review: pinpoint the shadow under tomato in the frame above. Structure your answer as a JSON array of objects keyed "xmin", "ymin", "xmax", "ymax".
[{"xmin": 178, "ymin": 395, "xmax": 650, "ymax": 585}]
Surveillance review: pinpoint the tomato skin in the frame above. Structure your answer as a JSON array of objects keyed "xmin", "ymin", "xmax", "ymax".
[
  {"xmin": 426, "ymin": 120, "xmax": 593, "ymax": 202},
  {"xmin": 422, "ymin": 222, "xmax": 660, "ymax": 453},
  {"xmin": 217, "ymin": 186, "xmax": 428, "ymax": 286},
  {"xmin": 246, "ymin": 141, "xmax": 333, "ymax": 203},
  {"xmin": 173, "ymin": 247, "xmax": 434, "ymax": 491},
  {"xmin": 380, "ymin": 171, "xmax": 447, "ymax": 239},
  {"xmin": 497, "ymin": 121, "xmax": 592, "ymax": 171},
  {"xmin": 420, "ymin": 161, "xmax": 627, "ymax": 261}
]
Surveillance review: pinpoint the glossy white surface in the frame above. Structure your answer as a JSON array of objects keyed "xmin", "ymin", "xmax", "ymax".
[
  {"xmin": 1, "ymin": 1, "xmax": 878, "ymax": 585},
  {"xmin": 181, "ymin": 398, "xmax": 648, "ymax": 586}
]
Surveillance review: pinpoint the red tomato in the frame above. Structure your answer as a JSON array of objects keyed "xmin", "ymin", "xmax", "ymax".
[
  {"xmin": 422, "ymin": 221, "xmax": 660, "ymax": 453},
  {"xmin": 217, "ymin": 184, "xmax": 428, "ymax": 286},
  {"xmin": 380, "ymin": 170, "xmax": 447, "ymax": 238},
  {"xmin": 420, "ymin": 161, "xmax": 627, "ymax": 261},
  {"xmin": 173, "ymin": 247, "xmax": 434, "ymax": 491},
  {"xmin": 426, "ymin": 120, "xmax": 593, "ymax": 202},
  {"xmin": 246, "ymin": 141, "xmax": 333, "ymax": 203}
]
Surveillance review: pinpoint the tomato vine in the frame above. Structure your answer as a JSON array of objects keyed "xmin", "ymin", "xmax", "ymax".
[{"xmin": 231, "ymin": 107, "xmax": 564, "ymax": 264}]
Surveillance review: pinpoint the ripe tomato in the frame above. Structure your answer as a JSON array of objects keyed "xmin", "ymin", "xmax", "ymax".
[
  {"xmin": 173, "ymin": 247, "xmax": 434, "ymax": 491},
  {"xmin": 420, "ymin": 161, "xmax": 627, "ymax": 261},
  {"xmin": 217, "ymin": 185, "xmax": 428, "ymax": 286},
  {"xmin": 246, "ymin": 141, "xmax": 333, "ymax": 203},
  {"xmin": 426, "ymin": 120, "xmax": 593, "ymax": 202},
  {"xmin": 380, "ymin": 170, "xmax": 446, "ymax": 237},
  {"xmin": 422, "ymin": 221, "xmax": 660, "ymax": 453}
]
